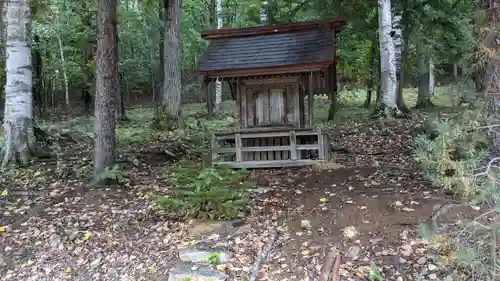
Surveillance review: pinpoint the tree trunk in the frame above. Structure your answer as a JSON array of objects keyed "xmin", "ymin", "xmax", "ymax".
[
  {"xmin": 214, "ymin": 0, "xmax": 222, "ymax": 112},
  {"xmin": 115, "ymin": 30, "xmax": 127, "ymax": 121},
  {"xmin": 155, "ymin": 0, "xmax": 166, "ymax": 105},
  {"xmin": 429, "ymin": 58, "xmax": 435, "ymax": 96},
  {"xmin": 260, "ymin": 0, "xmax": 267, "ymax": 24},
  {"xmin": 483, "ymin": 0, "xmax": 500, "ymax": 154},
  {"xmin": 395, "ymin": 20, "xmax": 410, "ymax": 113},
  {"xmin": 155, "ymin": 0, "xmax": 182, "ymax": 129},
  {"xmin": 82, "ymin": 15, "xmax": 95, "ymax": 115},
  {"xmin": 93, "ymin": 0, "xmax": 118, "ymax": 177},
  {"xmin": 377, "ymin": 0, "xmax": 399, "ymax": 115},
  {"xmin": 415, "ymin": 36, "xmax": 433, "ymax": 108},
  {"xmin": 32, "ymin": 34, "xmax": 43, "ymax": 118},
  {"xmin": 1, "ymin": 0, "xmax": 42, "ymax": 167},
  {"xmin": 56, "ymin": 33, "xmax": 70, "ymax": 112},
  {"xmin": 364, "ymin": 39, "xmax": 376, "ymax": 108}
]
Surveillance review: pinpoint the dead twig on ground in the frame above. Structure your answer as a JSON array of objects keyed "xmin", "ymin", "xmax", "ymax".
[
  {"xmin": 319, "ymin": 248, "xmax": 342, "ymax": 281},
  {"xmin": 249, "ymin": 230, "xmax": 278, "ymax": 281}
]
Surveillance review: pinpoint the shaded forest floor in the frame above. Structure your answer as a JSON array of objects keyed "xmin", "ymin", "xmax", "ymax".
[{"xmin": 0, "ymin": 88, "xmax": 481, "ymax": 281}]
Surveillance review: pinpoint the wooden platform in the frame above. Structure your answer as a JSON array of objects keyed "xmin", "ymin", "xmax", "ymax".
[{"xmin": 212, "ymin": 127, "xmax": 329, "ymax": 168}]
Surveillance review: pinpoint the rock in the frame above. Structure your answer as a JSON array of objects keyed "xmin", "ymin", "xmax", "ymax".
[
  {"xmin": 168, "ymin": 262, "xmax": 228, "ymax": 281},
  {"xmin": 188, "ymin": 220, "xmax": 241, "ymax": 237},
  {"xmin": 428, "ymin": 273, "xmax": 437, "ymax": 280},
  {"xmin": 249, "ymin": 187, "xmax": 271, "ymax": 196},
  {"xmin": 428, "ymin": 264, "xmax": 437, "ymax": 271},
  {"xmin": 342, "ymin": 226, "xmax": 359, "ymax": 240},
  {"xmin": 345, "ymin": 246, "xmax": 361, "ymax": 259},
  {"xmin": 179, "ymin": 247, "xmax": 233, "ymax": 264},
  {"xmin": 401, "ymin": 250, "xmax": 412, "ymax": 257},
  {"xmin": 400, "ymin": 244, "xmax": 412, "ymax": 256},
  {"xmin": 417, "ymin": 257, "xmax": 426, "ymax": 265},
  {"xmin": 300, "ymin": 220, "xmax": 312, "ymax": 230},
  {"xmin": 49, "ymin": 234, "xmax": 62, "ymax": 248}
]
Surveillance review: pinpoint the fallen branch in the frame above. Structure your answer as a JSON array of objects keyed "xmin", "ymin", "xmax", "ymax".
[
  {"xmin": 249, "ymin": 230, "xmax": 278, "ymax": 281},
  {"xmin": 331, "ymin": 250, "xmax": 342, "ymax": 281},
  {"xmin": 319, "ymin": 248, "xmax": 342, "ymax": 281}
]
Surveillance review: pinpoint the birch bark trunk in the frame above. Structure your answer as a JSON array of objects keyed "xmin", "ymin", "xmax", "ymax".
[
  {"xmin": 429, "ymin": 58, "xmax": 435, "ymax": 96},
  {"xmin": 377, "ymin": 0, "xmax": 399, "ymax": 115},
  {"xmin": 1, "ymin": 0, "xmax": 40, "ymax": 167},
  {"xmin": 93, "ymin": 0, "xmax": 117, "ymax": 177},
  {"xmin": 214, "ymin": 0, "xmax": 222, "ymax": 112}
]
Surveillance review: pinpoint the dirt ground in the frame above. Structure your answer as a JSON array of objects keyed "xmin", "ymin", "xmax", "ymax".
[{"xmin": 0, "ymin": 118, "xmax": 476, "ymax": 281}]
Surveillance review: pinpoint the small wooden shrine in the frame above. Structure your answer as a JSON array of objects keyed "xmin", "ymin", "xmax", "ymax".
[{"xmin": 194, "ymin": 18, "xmax": 347, "ymax": 168}]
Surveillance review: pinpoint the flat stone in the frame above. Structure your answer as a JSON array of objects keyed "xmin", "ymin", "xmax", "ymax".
[
  {"xmin": 342, "ymin": 226, "xmax": 359, "ymax": 240},
  {"xmin": 168, "ymin": 262, "xmax": 228, "ymax": 281},
  {"xmin": 188, "ymin": 220, "xmax": 243, "ymax": 237},
  {"xmin": 345, "ymin": 246, "xmax": 361, "ymax": 259},
  {"xmin": 179, "ymin": 247, "xmax": 233, "ymax": 264}
]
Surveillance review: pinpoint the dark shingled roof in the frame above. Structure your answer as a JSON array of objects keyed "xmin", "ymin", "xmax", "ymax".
[{"xmin": 195, "ymin": 18, "xmax": 347, "ymax": 76}]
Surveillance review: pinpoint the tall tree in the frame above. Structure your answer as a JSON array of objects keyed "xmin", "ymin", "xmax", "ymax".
[
  {"xmin": 93, "ymin": 0, "xmax": 118, "ymax": 177},
  {"xmin": 214, "ymin": 0, "xmax": 222, "ymax": 112},
  {"xmin": 392, "ymin": 10, "xmax": 409, "ymax": 113},
  {"xmin": 157, "ymin": 0, "xmax": 182, "ymax": 129},
  {"xmin": 377, "ymin": 0, "xmax": 398, "ymax": 115},
  {"xmin": 115, "ymin": 29, "xmax": 127, "ymax": 121},
  {"xmin": 482, "ymin": 0, "xmax": 500, "ymax": 154},
  {"xmin": 1, "ymin": 0, "xmax": 40, "ymax": 167},
  {"xmin": 415, "ymin": 35, "xmax": 433, "ymax": 108}
]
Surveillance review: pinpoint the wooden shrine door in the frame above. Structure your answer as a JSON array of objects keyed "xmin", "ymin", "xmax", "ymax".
[
  {"xmin": 240, "ymin": 78, "xmax": 300, "ymax": 128},
  {"xmin": 255, "ymin": 88, "xmax": 286, "ymax": 126}
]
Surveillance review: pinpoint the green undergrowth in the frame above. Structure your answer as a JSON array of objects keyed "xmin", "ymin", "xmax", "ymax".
[
  {"xmin": 155, "ymin": 160, "xmax": 254, "ymax": 220},
  {"xmin": 412, "ymin": 89, "xmax": 490, "ymax": 197},
  {"xmin": 412, "ymin": 98, "xmax": 489, "ymax": 195},
  {"xmin": 411, "ymin": 85, "xmax": 500, "ymax": 281}
]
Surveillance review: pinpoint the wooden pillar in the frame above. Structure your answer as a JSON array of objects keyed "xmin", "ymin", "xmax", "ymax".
[
  {"xmin": 236, "ymin": 78, "xmax": 242, "ymax": 125},
  {"xmin": 290, "ymin": 130, "xmax": 297, "ymax": 160},
  {"xmin": 235, "ymin": 133, "xmax": 242, "ymax": 162},
  {"xmin": 206, "ymin": 77, "xmax": 214, "ymax": 120},
  {"xmin": 308, "ymin": 71, "xmax": 314, "ymax": 127}
]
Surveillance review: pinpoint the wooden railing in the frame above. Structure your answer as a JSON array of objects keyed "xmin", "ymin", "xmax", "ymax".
[{"xmin": 212, "ymin": 127, "xmax": 328, "ymax": 168}]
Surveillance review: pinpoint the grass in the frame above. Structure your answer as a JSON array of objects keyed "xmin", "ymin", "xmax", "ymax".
[{"xmin": 0, "ymin": 85, "xmax": 463, "ymax": 148}]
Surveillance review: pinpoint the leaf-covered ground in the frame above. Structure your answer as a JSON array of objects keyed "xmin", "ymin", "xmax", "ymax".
[{"xmin": 0, "ymin": 91, "xmax": 479, "ymax": 281}]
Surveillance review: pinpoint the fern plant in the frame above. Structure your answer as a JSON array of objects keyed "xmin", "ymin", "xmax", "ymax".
[{"xmin": 156, "ymin": 160, "xmax": 253, "ymax": 220}]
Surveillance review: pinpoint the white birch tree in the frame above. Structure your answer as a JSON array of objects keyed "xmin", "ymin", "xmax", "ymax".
[
  {"xmin": 377, "ymin": 0, "xmax": 398, "ymax": 114},
  {"xmin": 214, "ymin": 0, "xmax": 222, "ymax": 112},
  {"xmin": 429, "ymin": 58, "xmax": 435, "ymax": 96},
  {"xmin": 1, "ymin": 0, "xmax": 39, "ymax": 167}
]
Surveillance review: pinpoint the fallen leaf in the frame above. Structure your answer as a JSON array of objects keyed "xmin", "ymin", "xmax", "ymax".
[
  {"xmin": 319, "ymin": 197, "xmax": 328, "ymax": 202},
  {"xmin": 0, "ymin": 226, "xmax": 5, "ymax": 232},
  {"xmin": 64, "ymin": 267, "xmax": 72, "ymax": 273},
  {"xmin": 402, "ymin": 207, "xmax": 415, "ymax": 212},
  {"xmin": 0, "ymin": 189, "xmax": 8, "ymax": 197},
  {"xmin": 81, "ymin": 232, "xmax": 90, "ymax": 241},
  {"xmin": 301, "ymin": 249, "xmax": 310, "ymax": 256}
]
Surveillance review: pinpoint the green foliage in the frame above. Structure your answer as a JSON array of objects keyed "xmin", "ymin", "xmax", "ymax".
[
  {"xmin": 413, "ymin": 102, "xmax": 489, "ymax": 194},
  {"xmin": 206, "ymin": 252, "xmax": 220, "ymax": 265},
  {"xmin": 156, "ymin": 160, "xmax": 253, "ymax": 220},
  {"xmin": 98, "ymin": 165, "xmax": 125, "ymax": 182}
]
